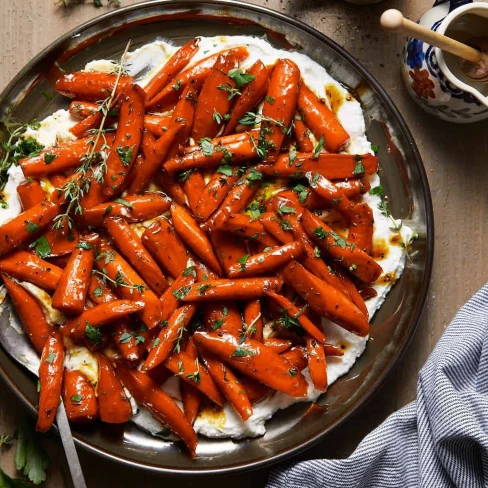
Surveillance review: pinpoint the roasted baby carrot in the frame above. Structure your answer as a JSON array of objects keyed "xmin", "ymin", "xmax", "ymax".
[
  {"xmin": 0, "ymin": 201, "xmax": 59, "ymax": 257},
  {"xmin": 203, "ymin": 302, "xmax": 241, "ymax": 336},
  {"xmin": 348, "ymin": 202, "xmax": 374, "ymax": 255},
  {"xmin": 282, "ymin": 346, "xmax": 308, "ymax": 372},
  {"xmin": 265, "ymin": 290, "xmax": 327, "ymax": 344},
  {"xmin": 141, "ymin": 217, "xmax": 189, "ymax": 280},
  {"xmin": 263, "ymin": 337, "xmax": 292, "ymax": 354},
  {"xmin": 171, "ymin": 202, "xmax": 222, "ymax": 275},
  {"xmin": 97, "ymin": 354, "xmax": 132, "ymax": 423},
  {"xmin": 259, "ymin": 212, "xmax": 294, "ymax": 245},
  {"xmin": 181, "ymin": 171, "xmax": 206, "ymax": 215},
  {"xmin": 55, "ymin": 71, "xmax": 133, "ymax": 101},
  {"xmin": 259, "ymin": 59, "xmax": 300, "ymax": 161},
  {"xmin": 227, "ymin": 241, "xmax": 303, "ymax": 278},
  {"xmin": 224, "ymin": 60, "xmax": 269, "ymax": 135},
  {"xmin": 147, "ymin": 46, "xmax": 248, "ymax": 110},
  {"xmin": 20, "ymin": 136, "xmax": 114, "ymax": 178},
  {"xmin": 52, "ymin": 234, "xmax": 98, "ymax": 315},
  {"xmin": 193, "ymin": 168, "xmax": 240, "ymax": 222},
  {"xmin": 62, "ymin": 369, "xmax": 98, "ymax": 422},
  {"xmin": 180, "ymin": 338, "xmax": 203, "ymax": 425},
  {"xmin": 301, "ymin": 209, "xmax": 382, "ymax": 283},
  {"xmin": 143, "ymin": 114, "xmax": 172, "ymax": 137},
  {"xmin": 70, "ymin": 110, "xmax": 103, "ymax": 139},
  {"xmin": 283, "ymin": 260, "xmax": 369, "ymax": 336},
  {"xmin": 209, "ymin": 230, "xmax": 248, "ymax": 277},
  {"xmin": 336, "ymin": 269, "xmax": 369, "ymax": 319},
  {"xmin": 36, "ymin": 331, "xmax": 65, "ymax": 432},
  {"xmin": 164, "ymin": 352, "xmax": 225, "ymax": 406},
  {"xmin": 144, "ymin": 37, "xmax": 200, "ymax": 104},
  {"xmin": 155, "ymin": 171, "xmax": 188, "ymax": 206},
  {"xmin": 104, "ymin": 217, "xmax": 168, "ymax": 295},
  {"xmin": 64, "ymin": 300, "xmax": 144, "ymax": 339},
  {"xmin": 143, "ymin": 304, "xmax": 198, "ymax": 371},
  {"xmin": 193, "ymin": 331, "xmax": 308, "ymax": 397},
  {"xmin": 0, "ymin": 251, "xmax": 62, "ymax": 290},
  {"xmin": 292, "ymin": 114, "xmax": 314, "ymax": 152},
  {"xmin": 297, "ymin": 84, "xmax": 350, "ymax": 153},
  {"xmin": 181, "ymin": 277, "xmax": 283, "ymax": 302},
  {"xmin": 200, "ymin": 350, "xmax": 253, "ymax": 421},
  {"xmin": 17, "ymin": 179, "xmax": 46, "ymax": 210},
  {"xmin": 115, "ymin": 364, "xmax": 197, "ymax": 456},
  {"xmin": 160, "ymin": 269, "xmax": 196, "ymax": 322},
  {"xmin": 243, "ymin": 299, "xmax": 263, "ymax": 342},
  {"xmin": 69, "ymin": 100, "xmax": 99, "ymax": 118},
  {"xmin": 78, "ymin": 192, "xmax": 171, "ymax": 227},
  {"xmin": 335, "ymin": 178, "xmax": 371, "ymax": 199},
  {"xmin": 306, "ymin": 337, "xmax": 327, "ymax": 391},
  {"xmin": 94, "ymin": 246, "xmax": 162, "ymax": 329},
  {"xmin": 103, "ymin": 85, "xmax": 145, "ymax": 196},
  {"xmin": 1, "ymin": 273, "xmax": 50, "ymax": 353},
  {"xmin": 256, "ymin": 153, "xmax": 378, "ymax": 180}
]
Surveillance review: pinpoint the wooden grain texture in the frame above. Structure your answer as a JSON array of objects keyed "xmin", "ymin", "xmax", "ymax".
[{"xmin": 1, "ymin": 0, "xmax": 488, "ymax": 486}]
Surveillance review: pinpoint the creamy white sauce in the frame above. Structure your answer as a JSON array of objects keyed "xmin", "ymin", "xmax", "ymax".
[{"xmin": 0, "ymin": 36, "xmax": 413, "ymax": 441}]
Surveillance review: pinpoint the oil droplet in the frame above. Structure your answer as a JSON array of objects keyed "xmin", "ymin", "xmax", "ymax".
[
  {"xmin": 379, "ymin": 272, "xmax": 397, "ymax": 285},
  {"xmin": 325, "ymin": 84, "xmax": 344, "ymax": 113},
  {"xmin": 372, "ymin": 237, "xmax": 389, "ymax": 261},
  {"xmin": 198, "ymin": 406, "xmax": 227, "ymax": 429},
  {"xmin": 389, "ymin": 234, "xmax": 403, "ymax": 247}
]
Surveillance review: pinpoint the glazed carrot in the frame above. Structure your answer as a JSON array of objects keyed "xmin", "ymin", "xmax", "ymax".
[
  {"xmin": 259, "ymin": 212, "xmax": 294, "ymax": 245},
  {"xmin": 64, "ymin": 300, "xmax": 144, "ymax": 339},
  {"xmin": 204, "ymin": 169, "xmax": 262, "ymax": 229},
  {"xmin": 94, "ymin": 246, "xmax": 162, "ymax": 329},
  {"xmin": 115, "ymin": 365, "xmax": 197, "ymax": 456},
  {"xmin": 143, "ymin": 304, "xmax": 198, "ymax": 371},
  {"xmin": 191, "ymin": 53, "xmax": 238, "ymax": 142},
  {"xmin": 144, "ymin": 114, "xmax": 172, "ymax": 137},
  {"xmin": 70, "ymin": 110, "xmax": 103, "ymax": 139},
  {"xmin": 259, "ymin": 59, "xmax": 300, "ymax": 161},
  {"xmin": 265, "ymin": 290, "xmax": 327, "ymax": 344},
  {"xmin": 306, "ymin": 172, "xmax": 355, "ymax": 221},
  {"xmin": 55, "ymin": 72, "xmax": 133, "ymax": 101},
  {"xmin": 200, "ymin": 350, "xmax": 253, "ymax": 421},
  {"xmin": 103, "ymin": 85, "xmax": 145, "ymax": 196},
  {"xmin": 97, "ymin": 354, "xmax": 132, "ymax": 423},
  {"xmin": 147, "ymin": 46, "xmax": 248, "ymax": 110},
  {"xmin": 203, "ymin": 302, "xmax": 241, "ymax": 336},
  {"xmin": 171, "ymin": 202, "xmax": 222, "ymax": 275},
  {"xmin": 263, "ymin": 337, "xmax": 292, "ymax": 354},
  {"xmin": 297, "ymin": 84, "xmax": 350, "ymax": 153},
  {"xmin": 224, "ymin": 60, "xmax": 269, "ymax": 135},
  {"xmin": 193, "ymin": 331, "xmax": 308, "ymax": 397},
  {"xmin": 227, "ymin": 241, "xmax": 303, "ymax": 278},
  {"xmin": 19, "ymin": 136, "xmax": 114, "ymax": 178},
  {"xmin": 181, "ymin": 171, "xmax": 206, "ymax": 215},
  {"xmin": 255, "ymin": 152, "xmax": 378, "ymax": 180},
  {"xmin": 216, "ymin": 213, "xmax": 278, "ymax": 248},
  {"xmin": 52, "ymin": 234, "xmax": 98, "ymax": 315},
  {"xmin": 243, "ymin": 299, "xmax": 263, "ymax": 342},
  {"xmin": 88, "ymin": 274, "xmax": 117, "ymax": 303},
  {"xmin": 145, "ymin": 38, "xmax": 200, "ymax": 104},
  {"xmin": 336, "ymin": 270, "xmax": 369, "ymax": 319},
  {"xmin": 193, "ymin": 168, "xmax": 240, "ymax": 222},
  {"xmin": 335, "ymin": 178, "xmax": 371, "ymax": 199},
  {"xmin": 306, "ymin": 337, "xmax": 327, "ymax": 391},
  {"xmin": 78, "ymin": 192, "xmax": 171, "ymax": 227},
  {"xmin": 0, "ymin": 201, "xmax": 59, "ymax": 257},
  {"xmin": 209, "ymin": 230, "xmax": 248, "ymax": 276},
  {"xmin": 62, "ymin": 369, "xmax": 98, "ymax": 422},
  {"xmin": 141, "ymin": 217, "xmax": 189, "ymax": 279},
  {"xmin": 104, "ymin": 217, "xmax": 168, "ymax": 295},
  {"xmin": 282, "ymin": 346, "xmax": 308, "ymax": 372},
  {"xmin": 17, "ymin": 180, "xmax": 46, "ymax": 210},
  {"xmin": 1, "ymin": 274, "xmax": 50, "ymax": 353},
  {"xmin": 301, "ymin": 209, "xmax": 382, "ymax": 283},
  {"xmin": 36, "ymin": 331, "xmax": 65, "ymax": 432},
  {"xmin": 159, "ymin": 270, "xmax": 196, "ymax": 322},
  {"xmin": 180, "ymin": 338, "xmax": 203, "ymax": 425},
  {"xmin": 164, "ymin": 352, "xmax": 225, "ymax": 406},
  {"xmin": 0, "ymin": 251, "xmax": 62, "ymax": 290},
  {"xmin": 69, "ymin": 100, "xmax": 99, "ymax": 118},
  {"xmin": 181, "ymin": 277, "xmax": 283, "ymax": 302},
  {"xmin": 292, "ymin": 114, "xmax": 314, "ymax": 152},
  {"xmin": 154, "ymin": 172, "xmax": 188, "ymax": 206},
  {"xmin": 164, "ymin": 130, "xmax": 259, "ymax": 173},
  {"xmin": 348, "ymin": 202, "xmax": 374, "ymax": 255},
  {"xmin": 79, "ymin": 170, "xmax": 107, "ymax": 209},
  {"xmin": 283, "ymin": 260, "xmax": 369, "ymax": 336}
]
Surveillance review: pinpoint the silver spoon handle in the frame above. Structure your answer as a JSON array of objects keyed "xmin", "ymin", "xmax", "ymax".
[{"xmin": 56, "ymin": 402, "xmax": 87, "ymax": 488}]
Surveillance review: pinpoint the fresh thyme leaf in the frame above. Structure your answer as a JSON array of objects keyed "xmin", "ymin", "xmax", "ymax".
[
  {"xmin": 212, "ymin": 319, "xmax": 224, "ymax": 331},
  {"xmin": 85, "ymin": 323, "xmax": 103, "ymax": 345},
  {"xmin": 119, "ymin": 332, "xmax": 132, "ymax": 344},
  {"xmin": 76, "ymin": 241, "xmax": 94, "ymax": 250},
  {"xmin": 173, "ymin": 286, "xmax": 191, "ymax": 300},
  {"xmin": 292, "ymin": 183, "xmax": 309, "ymax": 204},
  {"xmin": 183, "ymin": 266, "xmax": 197, "ymax": 277},
  {"xmin": 212, "ymin": 109, "xmax": 223, "ymax": 125},
  {"xmin": 232, "ymin": 347, "xmax": 255, "ymax": 357},
  {"xmin": 152, "ymin": 338, "xmax": 160, "ymax": 349},
  {"xmin": 92, "ymin": 287, "xmax": 103, "ymax": 298},
  {"xmin": 187, "ymin": 371, "xmax": 201, "ymax": 384},
  {"xmin": 277, "ymin": 205, "xmax": 296, "ymax": 215},
  {"xmin": 25, "ymin": 221, "xmax": 40, "ymax": 234},
  {"xmin": 330, "ymin": 230, "xmax": 348, "ymax": 249},
  {"xmin": 70, "ymin": 394, "xmax": 83, "ymax": 404},
  {"xmin": 43, "ymin": 153, "xmax": 57, "ymax": 164},
  {"xmin": 312, "ymin": 227, "xmax": 328, "ymax": 240},
  {"xmin": 265, "ymin": 96, "xmax": 275, "ymax": 104},
  {"xmin": 228, "ymin": 68, "xmax": 255, "ymax": 89},
  {"xmin": 239, "ymin": 112, "xmax": 284, "ymax": 127},
  {"xmin": 369, "ymin": 185, "xmax": 384, "ymax": 197},
  {"xmin": 172, "ymin": 79, "xmax": 182, "ymax": 91},
  {"xmin": 197, "ymin": 283, "xmax": 212, "ymax": 295},
  {"xmin": 217, "ymin": 83, "xmax": 241, "ymax": 100},
  {"xmin": 178, "ymin": 169, "xmax": 195, "ymax": 182},
  {"xmin": 313, "ymin": 135, "xmax": 324, "ymax": 158},
  {"xmin": 115, "ymin": 145, "xmax": 134, "ymax": 167},
  {"xmin": 113, "ymin": 198, "xmax": 134, "ymax": 210},
  {"xmin": 352, "ymin": 155, "xmax": 365, "ymax": 175}
]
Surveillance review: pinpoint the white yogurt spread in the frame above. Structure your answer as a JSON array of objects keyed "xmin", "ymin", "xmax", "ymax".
[{"xmin": 0, "ymin": 36, "xmax": 413, "ymax": 441}]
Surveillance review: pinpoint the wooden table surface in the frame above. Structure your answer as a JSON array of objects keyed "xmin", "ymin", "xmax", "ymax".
[{"xmin": 1, "ymin": 0, "xmax": 487, "ymax": 486}]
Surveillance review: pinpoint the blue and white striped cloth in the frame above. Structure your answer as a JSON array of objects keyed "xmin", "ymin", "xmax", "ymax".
[{"xmin": 267, "ymin": 285, "xmax": 488, "ymax": 487}]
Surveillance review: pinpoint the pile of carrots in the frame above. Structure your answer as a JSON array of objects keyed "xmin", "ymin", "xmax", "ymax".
[{"xmin": 0, "ymin": 37, "xmax": 383, "ymax": 457}]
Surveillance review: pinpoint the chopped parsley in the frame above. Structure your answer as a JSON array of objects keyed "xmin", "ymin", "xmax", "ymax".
[
  {"xmin": 228, "ymin": 68, "xmax": 255, "ymax": 89},
  {"xmin": 115, "ymin": 145, "xmax": 134, "ymax": 167}
]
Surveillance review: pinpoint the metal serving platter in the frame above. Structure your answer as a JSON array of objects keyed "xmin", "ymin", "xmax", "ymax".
[{"xmin": 0, "ymin": 0, "xmax": 434, "ymax": 475}]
